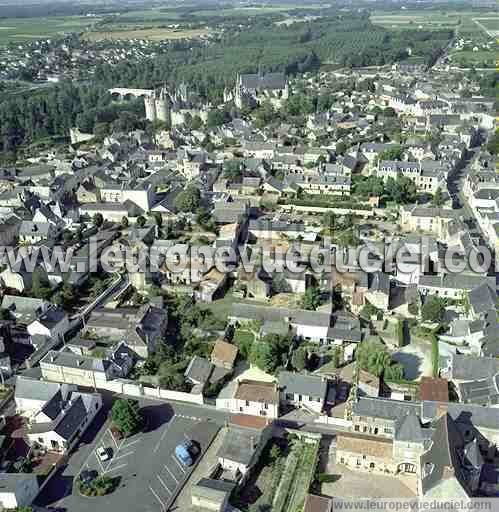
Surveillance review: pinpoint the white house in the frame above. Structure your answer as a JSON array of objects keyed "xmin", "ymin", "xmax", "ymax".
[
  {"xmin": 14, "ymin": 376, "xmax": 74, "ymax": 419},
  {"xmin": 27, "ymin": 306, "xmax": 70, "ymax": 343},
  {"xmin": 27, "ymin": 390, "xmax": 103, "ymax": 453},
  {"xmin": 278, "ymin": 371, "xmax": 328, "ymax": 414},
  {"xmin": 216, "ymin": 380, "xmax": 279, "ymax": 419},
  {"xmin": 0, "ymin": 474, "xmax": 39, "ymax": 510}
]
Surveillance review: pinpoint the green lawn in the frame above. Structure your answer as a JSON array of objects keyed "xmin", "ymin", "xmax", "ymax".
[{"xmin": 0, "ymin": 16, "xmax": 102, "ymax": 43}]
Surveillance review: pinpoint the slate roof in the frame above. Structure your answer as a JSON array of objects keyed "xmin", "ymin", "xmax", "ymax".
[
  {"xmin": 15, "ymin": 376, "xmax": 61, "ymax": 402},
  {"xmin": 217, "ymin": 425, "xmax": 262, "ymax": 466},
  {"xmin": 395, "ymin": 410, "xmax": 425, "ymax": 443},
  {"xmin": 41, "ymin": 349, "xmax": 110, "ymax": 373},
  {"xmin": 352, "ymin": 397, "xmax": 420, "ymax": 421},
  {"xmin": 450, "ymin": 353, "xmax": 499, "ymax": 381},
  {"xmin": 468, "ymin": 282, "xmax": 496, "ymax": 316},
  {"xmin": 278, "ymin": 371, "xmax": 328, "ymax": 399},
  {"xmin": 184, "ymin": 356, "xmax": 213, "ymax": 385},
  {"xmin": 420, "ymin": 414, "xmax": 468, "ymax": 496}
]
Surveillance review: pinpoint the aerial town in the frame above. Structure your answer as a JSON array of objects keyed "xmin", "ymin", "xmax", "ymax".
[{"xmin": 0, "ymin": 1, "xmax": 497, "ymax": 511}]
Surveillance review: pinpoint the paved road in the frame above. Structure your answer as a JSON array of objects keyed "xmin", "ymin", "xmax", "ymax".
[
  {"xmin": 447, "ymin": 144, "xmax": 493, "ymax": 251},
  {"xmin": 34, "ymin": 394, "xmax": 229, "ymax": 512}
]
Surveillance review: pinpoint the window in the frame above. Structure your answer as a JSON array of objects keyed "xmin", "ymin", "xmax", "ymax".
[
  {"xmin": 239, "ymin": 407, "xmax": 243, "ymax": 412},
  {"xmin": 260, "ymin": 411, "xmax": 267, "ymax": 416},
  {"xmin": 370, "ymin": 463, "xmax": 375, "ymax": 469},
  {"xmin": 373, "ymin": 427, "xmax": 379, "ymax": 435},
  {"xmin": 340, "ymin": 457, "xmax": 345, "ymax": 464},
  {"xmin": 354, "ymin": 425, "xmax": 360, "ymax": 432},
  {"xmin": 264, "ymin": 403, "xmax": 268, "ymax": 410},
  {"xmin": 245, "ymin": 400, "xmax": 249, "ymax": 407}
]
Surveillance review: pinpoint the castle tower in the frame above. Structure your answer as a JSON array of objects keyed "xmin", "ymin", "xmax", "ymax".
[
  {"xmin": 178, "ymin": 82, "xmax": 188, "ymax": 104},
  {"xmin": 155, "ymin": 88, "xmax": 171, "ymax": 125},
  {"xmin": 144, "ymin": 94, "xmax": 157, "ymax": 122}
]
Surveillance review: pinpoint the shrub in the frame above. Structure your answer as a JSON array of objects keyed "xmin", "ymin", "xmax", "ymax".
[{"xmin": 78, "ymin": 475, "xmax": 120, "ymax": 497}]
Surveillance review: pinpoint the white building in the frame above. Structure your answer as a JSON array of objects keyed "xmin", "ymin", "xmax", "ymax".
[{"xmin": 0, "ymin": 474, "xmax": 39, "ymax": 510}]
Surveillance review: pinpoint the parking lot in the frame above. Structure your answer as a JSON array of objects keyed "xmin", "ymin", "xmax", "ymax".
[{"xmin": 35, "ymin": 397, "xmax": 226, "ymax": 512}]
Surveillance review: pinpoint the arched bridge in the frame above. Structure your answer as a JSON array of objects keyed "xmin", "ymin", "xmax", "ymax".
[{"xmin": 109, "ymin": 88, "xmax": 154, "ymax": 101}]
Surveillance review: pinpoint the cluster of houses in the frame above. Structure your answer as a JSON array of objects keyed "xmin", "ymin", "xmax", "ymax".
[{"xmin": 0, "ymin": 62, "xmax": 496, "ymax": 510}]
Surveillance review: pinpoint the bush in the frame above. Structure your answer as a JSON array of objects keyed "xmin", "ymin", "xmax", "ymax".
[
  {"xmin": 317, "ymin": 473, "xmax": 340, "ymax": 483},
  {"xmin": 78, "ymin": 475, "xmax": 120, "ymax": 497}
]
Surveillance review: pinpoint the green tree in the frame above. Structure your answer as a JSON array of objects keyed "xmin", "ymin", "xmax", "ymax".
[
  {"xmin": 31, "ymin": 268, "xmax": 51, "ymax": 300},
  {"xmin": 335, "ymin": 141, "xmax": 347, "ymax": 155},
  {"xmin": 422, "ymin": 296, "xmax": 446, "ymax": 323},
  {"xmin": 385, "ymin": 175, "xmax": 417, "ymax": 204},
  {"xmin": 249, "ymin": 334, "xmax": 290, "ymax": 374},
  {"xmin": 174, "ymin": 186, "xmax": 201, "ymax": 213},
  {"xmin": 270, "ymin": 444, "xmax": 282, "ymax": 462},
  {"xmin": 92, "ymin": 213, "xmax": 104, "ymax": 228},
  {"xmin": 207, "ymin": 109, "xmax": 228, "ymax": 127},
  {"xmin": 223, "ymin": 159, "xmax": 242, "ymax": 180},
  {"xmin": 121, "ymin": 216, "xmax": 129, "ymax": 228},
  {"xmin": 111, "ymin": 399, "xmax": 143, "ymax": 437},
  {"xmin": 378, "ymin": 145, "xmax": 403, "ymax": 161},
  {"xmin": 191, "ymin": 115, "xmax": 203, "ymax": 130},
  {"xmin": 301, "ymin": 286, "xmax": 321, "ymax": 311},
  {"xmin": 291, "ymin": 347, "xmax": 307, "ymax": 371},
  {"xmin": 136, "ymin": 216, "xmax": 146, "ymax": 228},
  {"xmin": 431, "ymin": 187, "xmax": 445, "ymax": 207}
]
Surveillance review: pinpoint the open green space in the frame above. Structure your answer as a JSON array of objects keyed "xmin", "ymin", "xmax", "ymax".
[{"xmin": 0, "ymin": 16, "xmax": 102, "ymax": 43}]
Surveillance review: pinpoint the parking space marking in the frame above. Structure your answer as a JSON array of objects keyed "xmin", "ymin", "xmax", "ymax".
[
  {"xmin": 157, "ymin": 474, "xmax": 172, "ymax": 495},
  {"xmin": 108, "ymin": 430, "xmax": 120, "ymax": 450},
  {"xmin": 154, "ymin": 415, "xmax": 177, "ymax": 454},
  {"xmin": 95, "ymin": 452, "xmax": 106, "ymax": 473},
  {"xmin": 149, "ymin": 485, "xmax": 166, "ymax": 510},
  {"xmin": 110, "ymin": 450, "xmax": 135, "ymax": 463},
  {"xmin": 104, "ymin": 462, "xmax": 128, "ymax": 474},
  {"xmin": 122, "ymin": 438, "xmax": 141, "ymax": 449},
  {"xmin": 77, "ymin": 424, "xmax": 113, "ymax": 477},
  {"xmin": 176, "ymin": 414, "xmax": 202, "ymax": 421},
  {"xmin": 171, "ymin": 455, "xmax": 186, "ymax": 474},
  {"xmin": 164, "ymin": 465, "xmax": 179, "ymax": 485}
]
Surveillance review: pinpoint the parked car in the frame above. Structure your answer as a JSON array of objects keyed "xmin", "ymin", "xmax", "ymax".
[
  {"xmin": 80, "ymin": 469, "xmax": 98, "ymax": 485},
  {"xmin": 175, "ymin": 441, "xmax": 197, "ymax": 466},
  {"xmin": 96, "ymin": 446, "xmax": 110, "ymax": 462}
]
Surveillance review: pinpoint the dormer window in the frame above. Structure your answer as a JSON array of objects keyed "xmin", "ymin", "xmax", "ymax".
[{"xmin": 424, "ymin": 462, "xmax": 434, "ymax": 478}]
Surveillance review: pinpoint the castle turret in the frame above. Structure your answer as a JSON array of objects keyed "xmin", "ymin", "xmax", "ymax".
[
  {"xmin": 144, "ymin": 94, "xmax": 157, "ymax": 122},
  {"xmin": 155, "ymin": 88, "xmax": 171, "ymax": 125}
]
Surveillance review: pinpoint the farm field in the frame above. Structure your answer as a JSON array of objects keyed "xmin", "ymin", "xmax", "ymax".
[
  {"xmin": 82, "ymin": 27, "xmax": 213, "ymax": 42},
  {"xmin": 0, "ymin": 15, "xmax": 101, "ymax": 43},
  {"xmin": 371, "ymin": 10, "xmax": 499, "ymax": 33}
]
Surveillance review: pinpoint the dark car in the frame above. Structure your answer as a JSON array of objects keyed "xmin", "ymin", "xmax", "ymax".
[{"xmin": 80, "ymin": 470, "xmax": 98, "ymax": 485}]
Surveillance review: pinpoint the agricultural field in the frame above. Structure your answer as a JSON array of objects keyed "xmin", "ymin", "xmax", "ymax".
[
  {"xmin": 82, "ymin": 27, "xmax": 213, "ymax": 42},
  {"xmin": 370, "ymin": 11, "xmax": 461, "ymax": 30},
  {"xmin": 0, "ymin": 15, "xmax": 101, "ymax": 43},
  {"xmin": 371, "ymin": 10, "xmax": 499, "ymax": 34}
]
